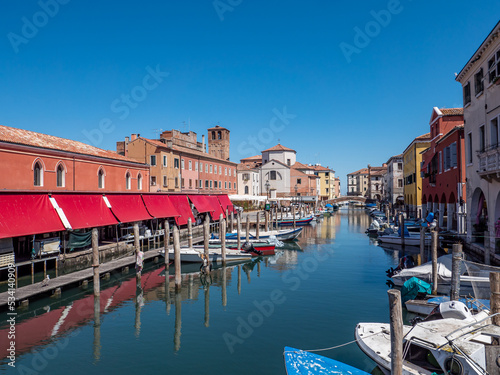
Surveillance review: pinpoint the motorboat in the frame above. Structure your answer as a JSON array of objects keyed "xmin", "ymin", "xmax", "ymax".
[
  {"xmin": 159, "ymin": 247, "xmax": 254, "ymax": 263},
  {"xmin": 277, "ymin": 215, "xmax": 314, "ymax": 226},
  {"xmin": 226, "ymin": 227, "xmax": 303, "ymax": 241},
  {"xmin": 377, "ymin": 232, "xmax": 432, "ymax": 246}
]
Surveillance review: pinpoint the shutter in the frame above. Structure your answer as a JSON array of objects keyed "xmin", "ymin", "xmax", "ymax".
[{"xmin": 451, "ymin": 142, "xmax": 457, "ymax": 167}]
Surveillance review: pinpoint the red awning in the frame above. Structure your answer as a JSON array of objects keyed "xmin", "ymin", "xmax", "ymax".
[
  {"xmin": 168, "ymin": 195, "xmax": 195, "ymax": 226},
  {"xmin": 188, "ymin": 195, "xmax": 214, "ymax": 215},
  {"xmin": 105, "ymin": 194, "xmax": 152, "ymax": 223},
  {"xmin": 206, "ymin": 195, "xmax": 225, "ymax": 220},
  {"xmin": 142, "ymin": 195, "xmax": 181, "ymax": 219},
  {"xmin": 217, "ymin": 195, "xmax": 235, "ymax": 214},
  {"xmin": 0, "ymin": 194, "xmax": 65, "ymax": 239},
  {"xmin": 52, "ymin": 194, "xmax": 119, "ymax": 230}
]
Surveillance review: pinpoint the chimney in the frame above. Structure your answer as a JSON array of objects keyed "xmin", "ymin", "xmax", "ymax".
[
  {"xmin": 125, "ymin": 136, "xmax": 130, "ymax": 144},
  {"xmin": 202, "ymin": 135, "xmax": 206, "ymax": 153},
  {"xmin": 131, "ymin": 134, "xmax": 138, "ymax": 141}
]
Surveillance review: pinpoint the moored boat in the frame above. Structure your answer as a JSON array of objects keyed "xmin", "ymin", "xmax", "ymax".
[
  {"xmin": 226, "ymin": 227, "xmax": 303, "ymax": 241},
  {"xmin": 277, "ymin": 215, "xmax": 314, "ymax": 226},
  {"xmin": 159, "ymin": 247, "xmax": 254, "ymax": 263}
]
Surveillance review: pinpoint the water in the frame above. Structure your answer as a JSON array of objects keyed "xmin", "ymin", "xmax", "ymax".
[{"xmin": 1, "ymin": 208, "xmax": 403, "ymax": 374}]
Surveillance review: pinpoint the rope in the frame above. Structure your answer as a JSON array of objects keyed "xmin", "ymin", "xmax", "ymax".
[{"xmin": 299, "ymin": 330, "xmax": 386, "ymax": 352}]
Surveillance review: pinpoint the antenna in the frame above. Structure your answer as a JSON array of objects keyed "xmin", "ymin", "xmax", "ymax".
[{"xmin": 153, "ymin": 128, "xmax": 163, "ymax": 138}]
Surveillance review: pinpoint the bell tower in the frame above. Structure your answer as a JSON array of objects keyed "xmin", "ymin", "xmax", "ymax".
[{"xmin": 207, "ymin": 125, "xmax": 230, "ymax": 160}]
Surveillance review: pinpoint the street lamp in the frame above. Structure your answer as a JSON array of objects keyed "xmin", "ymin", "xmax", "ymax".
[{"xmin": 265, "ymin": 180, "xmax": 270, "ymax": 199}]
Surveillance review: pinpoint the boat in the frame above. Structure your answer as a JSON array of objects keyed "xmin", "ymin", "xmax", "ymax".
[
  {"xmin": 226, "ymin": 227, "xmax": 303, "ymax": 241},
  {"xmin": 405, "ymin": 296, "xmax": 490, "ymax": 316},
  {"xmin": 159, "ymin": 247, "xmax": 254, "ymax": 263},
  {"xmin": 377, "ymin": 233, "xmax": 432, "ymax": 246},
  {"xmin": 196, "ymin": 241, "xmax": 276, "ymax": 256},
  {"xmin": 391, "ymin": 254, "xmax": 493, "ymax": 296},
  {"xmin": 277, "ymin": 215, "xmax": 314, "ymax": 226},
  {"xmin": 355, "ymin": 305, "xmax": 499, "ymax": 375},
  {"xmin": 284, "ymin": 346, "xmax": 370, "ymax": 375}
]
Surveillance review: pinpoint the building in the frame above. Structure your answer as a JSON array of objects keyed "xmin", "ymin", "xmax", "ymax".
[
  {"xmin": 260, "ymin": 159, "xmax": 291, "ymax": 198},
  {"xmin": 117, "ymin": 128, "xmax": 237, "ymax": 194},
  {"xmin": 420, "ymin": 107, "xmax": 465, "ymax": 232},
  {"xmin": 347, "ymin": 168, "xmax": 369, "ymax": 196},
  {"xmin": 384, "ymin": 154, "xmax": 404, "ymax": 207},
  {"xmin": 261, "ymin": 144, "xmax": 296, "ymax": 166},
  {"xmin": 333, "ymin": 177, "xmax": 341, "ymax": 199},
  {"xmin": 313, "ymin": 165, "xmax": 337, "ymax": 200},
  {"xmin": 367, "ymin": 165, "xmax": 387, "ymax": 201},
  {"xmin": 207, "ymin": 125, "xmax": 230, "ymax": 161},
  {"xmin": 290, "ymin": 162, "xmax": 319, "ymax": 199},
  {"xmin": 0, "ymin": 125, "xmax": 149, "ymax": 192},
  {"xmin": 456, "ymin": 21, "xmax": 500, "ymax": 260},
  {"xmin": 237, "ymin": 163, "xmax": 260, "ymax": 196},
  {"xmin": 240, "ymin": 155, "xmax": 263, "ymax": 168},
  {"xmin": 403, "ymin": 133, "xmax": 431, "ymax": 218}
]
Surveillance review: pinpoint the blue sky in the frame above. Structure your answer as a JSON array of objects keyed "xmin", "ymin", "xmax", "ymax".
[{"xmin": 1, "ymin": 1, "xmax": 499, "ymax": 193}]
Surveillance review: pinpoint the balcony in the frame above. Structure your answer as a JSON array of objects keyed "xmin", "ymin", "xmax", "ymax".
[{"xmin": 478, "ymin": 145, "xmax": 500, "ymax": 180}]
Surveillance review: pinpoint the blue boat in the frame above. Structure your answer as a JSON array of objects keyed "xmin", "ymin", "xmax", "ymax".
[{"xmin": 284, "ymin": 347, "xmax": 370, "ymax": 375}]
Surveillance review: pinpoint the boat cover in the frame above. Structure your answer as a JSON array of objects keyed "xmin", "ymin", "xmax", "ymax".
[{"xmin": 400, "ymin": 277, "xmax": 432, "ymax": 304}]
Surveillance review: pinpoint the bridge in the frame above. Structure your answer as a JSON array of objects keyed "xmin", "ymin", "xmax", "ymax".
[{"xmin": 327, "ymin": 196, "xmax": 367, "ymax": 204}]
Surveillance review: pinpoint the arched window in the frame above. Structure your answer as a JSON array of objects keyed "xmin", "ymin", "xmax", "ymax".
[
  {"xmin": 217, "ymin": 131, "xmax": 222, "ymax": 139},
  {"xmin": 245, "ymin": 186, "xmax": 249, "ymax": 194},
  {"xmin": 34, "ymin": 161, "xmax": 43, "ymax": 186},
  {"xmin": 56, "ymin": 164, "xmax": 65, "ymax": 187},
  {"xmin": 126, "ymin": 172, "xmax": 131, "ymax": 190},
  {"xmin": 98, "ymin": 168, "xmax": 105, "ymax": 189},
  {"xmin": 137, "ymin": 173, "xmax": 143, "ymax": 190}
]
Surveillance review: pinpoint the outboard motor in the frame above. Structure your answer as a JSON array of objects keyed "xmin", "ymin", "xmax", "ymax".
[
  {"xmin": 241, "ymin": 242, "xmax": 263, "ymax": 255},
  {"xmin": 439, "ymin": 301, "xmax": 472, "ymax": 320}
]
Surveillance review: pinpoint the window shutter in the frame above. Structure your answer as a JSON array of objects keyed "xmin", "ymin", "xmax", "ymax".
[{"xmin": 451, "ymin": 142, "xmax": 457, "ymax": 167}]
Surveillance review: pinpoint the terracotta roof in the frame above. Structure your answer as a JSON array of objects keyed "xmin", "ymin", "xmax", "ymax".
[
  {"xmin": 139, "ymin": 137, "xmax": 168, "ymax": 149},
  {"xmin": 262, "ymin": 144, "xmax": 295, "ymax": 153},
  {"xmin": 207, "ymin": 125, "xmax": 229, "ymax": 132},
  {"xmin": 312, "ymin": 165, "xmax": 330, "ymax": 171},
  {"xmin": 291, "ymin": 161, "xmax": 314, "ymax": 170},
  {"xmin": 349, "ymin": 168, "xmax": 369, "ymax": 175},
  {"xmin": 170, "ymin": 144, "xmax": 237, "ymax": 165},
  {"xmin": 237, "ymin": 163, "xmax": 258, "ymax": 172},
  {"xmin": 0, "ymin": 124, "xmax": 142, "ymax": 163},
  {"xmin": 370, "ymin": 169, "xmax": 386, "ymax": 176},
  {"xmin": 440, "ymin": 108, "xmax": 463, "ymax": 116},
  {"xmin": 240, "ymin": 155, "xmax": 262, "ymax": 161},
  {"xmin": 415, "ymin": 133, "xmax": 431, "ymax": 141}
]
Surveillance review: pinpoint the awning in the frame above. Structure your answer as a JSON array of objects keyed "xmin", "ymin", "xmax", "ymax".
[
  {"xmin": 0, "ymin": 194, "xmax": 65, "ymax": 239},
  {"xmin": 188, "ymin": 195, "xmax": 214, "ymax": 214},
  {"xmin": 52, "ymin": 194, "xmax": 118, "ymax": 230},
  {"xmin": 218, "ymin": 194, "xmax": 235, "ymax": 213},
  {"xmin": 142, "ymin": 195, "xmax": 181, "ymax": 219},
  {"xmin": 105, "ymin": 194, "xmax": 152, "ymax": 223},
  {"xmin": 168, "ymin": 195, "xmax": 195, "ymax": 226},
  {"xmin": 206, "ymin": 195, "xmax": 225, "ymax": 220}
]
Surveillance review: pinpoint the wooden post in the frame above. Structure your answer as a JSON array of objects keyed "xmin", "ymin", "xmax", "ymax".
[
  {"xmin": 399, "ymin": 214, "xmax": 405, "ymax": 250},
  {"xmin": 204, "ymin": 214, "xmax": 210, "ymax": 271},
  {"xmin": 431, "ymin": 230, "xmax": 438, "ymax": 295},
  {"xmin": 292, "ymin": 205, "xmax": 296, "ymax": 230},
  {"xmin": 187, "ymin": 217, "xmax": 193, "ymax": 248},
  {"xmin": 490, "ymin": 272, "xmax": 500, "ymax": 326},
  {"xmin": 55, "ymin": 258, "xmax": 58, "ymax": 278},
  {"xmin": 246, "ymin": 215, "xmax": 250, "ymax": 242},
  {"xmin": 451, "ymin": 243, "xmax": 462, "ymax": 301},
  {"xmin": 31, "ymin": 262, "xmax": 34, "ymax": 285},
  {"xmin": 230, "ymin": 211, "xmax": 234, "ymax": 233},
  {"xmin": 419, "ymin": 227, "xmax": 425, "ymax": 264},
  {"xmin": 164, "ymin": 220, "xmax": 169, "ymax": 267},
  {"xmin": 44, "ymin": 260, "xmax": 47, "ymax": 279},
  {"xmin": 173, "ymin": 225, "xmax": 181, "ymax": 290},
  {"xmin": 265, "ymin": 210, "xmax": 269, "ymax": 232},
  {"xmin": 134, "ymin": 223, "xmax": 142, "ymax": 282},
  {"xmin": 280, "ymin": 207, "xmax": 283, "ymax": 221},
  {"xmin": 92, "ymin": 228, "xmax": 100, "ymax": 297},
  {"xmin": 388, "ymin": 289, "xmax": 403, "ymax": 375},
  {"xmin": 256, "ymin": 211, "xmax": 260, "ymax": 240},
  {"xmin": 220, "ymin": 214, "xmax": 226, "ymax": 266},
  {"xmin": 237, "ymin": 212, "xmax": 241, "ymax": 251}
]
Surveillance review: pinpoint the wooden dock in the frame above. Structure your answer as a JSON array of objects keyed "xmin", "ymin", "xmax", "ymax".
[{"xmin": 0, "ymin": 236, "xmax": 203, "ymax": 309}]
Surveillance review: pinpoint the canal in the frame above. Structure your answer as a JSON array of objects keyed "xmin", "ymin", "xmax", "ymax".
[{"xmin": 1, "ymin": 208, "xmax": 404, "ymax": 374}]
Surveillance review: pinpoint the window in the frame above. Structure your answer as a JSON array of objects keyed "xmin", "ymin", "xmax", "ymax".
[
  {"xmin": 287, "ymin": 159, "xmax": 291, "ymax": 166},
  {"xmin": 245, "ymin": 186, "xmax": 249, "ymax": 194},
  {"xmin": 467, "ymin": 132, "xmax": 473, "ymax": 164},
  {"xmin": 270, "ymin": 170, "xmax": 277, "ymax": 180},
  {"xmin": 398, "ymin": 162, "xmax": 403, "ymax": 170},
  {"xmin": 212, "ymin": 131, "xmax": 216, "ymax": 140},
  {"xmin": 34, "ymin": 161, "xmax": 43, "ymax": 186},
  {"xmin": 219, "ymin": 166, "xmax": 222, "ymax": 174},
  {"xmin": 474, "ymin": 68, "xmax": 484, "ymax": 95},
  {"xmin": 225, "ymin": 181, "xmax": 227, "ymax": 189},
  {"xmin": 174, "ymin": 158, "xmax": 180, "ymax": 169},
  {"xmin": 175, "ymin": 177, "xmax": 179, "ymax": 188},
  {"xmin": 444, "ymin": 146, "xmax": 451, "ymax": 170},
  {"xmin": 488, "ymin": 50, "xmax": 500, "ymax": 83},
  {"xmin": 163, "ymin": 176, "xmax": 168, "ymax": 187},
  {"xmin": 150, "ymin": 155, "xmax": 157, "ymax": 166},
  {"xmin": 205, "ymin": 180, "xmax": 209, "ymax": 188},
  {"xmin": 438, "ymin": 152, "xmax": 442, "ymax": 173},
  {"xmin": 210, "ymin": 164, "xmax": 213, "ymax": 173},
  {"xmin": 189, "ymin": 179, "xmax": 192, "ymax": 188},
  {"xmin": 56, "ymin": 164, "xmax": 64, "ymax": 187},
  {"xmin": 219, "ymin": 181, "xmax": 222, "ymax": 188},
  {"xmin": 491, "ymin": 117, "xmax": 499, "ymax": 148},
  {"xmin": 181, "ymin": 178, "xmax": 185, "ymax": 188},
  {"xmin": 151, "ymin": 176, "xmax": 156, "ymax": 186},
  {"xmin": 137, "ymin": 173, "xmax": 143, "ymax": 190},
  {"xmin": 398, "ymin": 179, "xmax": 403, "ymax": 188},
  {"xmin": 451, "ymin": 142, "xmax": 457, "ymax": 167},
  {"xmin": 210, "ymin": 180, "xmax": 213, "ymax": 188},
  {"xmin": 199, "ymin": 179, "xmax": 202, "ymax": 188},
  {"xmin": 225, "ymin": 167, "xmax": 227, "ymax": 175},
  {"xmin": 326, "ymin": 188, "xmax": 329, "ymax": 193},
  {"xmin": 195, "ymin": 161, "xmax": 198, "ymax": 171},
  {"xmin": 189, "ymin": 160, "xmax": 192, "ymax": 170},
  {"xmin": 98, "ymin": 168, "xmax": 105, "ymax": 189},
  {"xmin": 229, "ymin": 168, "xmax": 231, "ymax": 176},
  {"xmin": 463, "ymin": 82, "xmax": 471, "ymax": 106},
  {"xmin": 181, "ymin": 159, "xmax": 185, "ymax": 169},
  {"xmin": 297, "ymin": 178, "xmax": 302, "ymax": 184},
  {"xmin": 234, "ymin": 182, "xmax": 236, "ymax": 189},
  {"xmin": 163, "ymin": 155, "xmax": 167, "ymax": 167},
  {"xmin": 126, "ymin": 172, "xmax": 131, "ymax": 190},
  {"xmin": 218, "ymin": 131, "xmax": 222, "ymax": 139},
  {"xmin": 479, "ymin": 125, "xmax": 485, "ymax": 153},
  {"xmin": 205, "ymin": 164, "xmax": 208, "ymax": 173}
]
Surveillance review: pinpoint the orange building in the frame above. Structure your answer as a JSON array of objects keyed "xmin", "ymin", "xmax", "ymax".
[{"xmin": 0, "ymin": 125, "xmax": 149, "ymax": 192}]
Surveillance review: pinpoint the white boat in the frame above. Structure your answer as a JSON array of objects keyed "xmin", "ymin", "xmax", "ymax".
[
  {"xmin": 378, "ymin": 232, "xmax": 432, "ymax": 246},
  {"xmin": 159, "ymin": 247, "xmax": 252, "ymax": 263},
  {"xmin": 355, "ymin": 305, "xmax": 499, "ymax": 375},
  {"xmin": 392, "ymin": 254, "xmax": 492, "ymax": 296},
  {"xmin": 226, "ymin": 227, "xmax": 303, "ymax": 241}
]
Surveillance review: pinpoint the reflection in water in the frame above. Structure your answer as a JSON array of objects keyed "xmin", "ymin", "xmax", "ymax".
[
  {"xmin": 204, "ymin": 283, "xmax": 210, "ymax": 328},
  {"xmin": 135, "ymin": 275, "xmax": 143, "ymax": 338},
  {"xmin": 222, "ymin": 267, "xmax": 227, "ymax": 307},
  {"xmin": 174, "ymin": 291, "xmax": 181, "ymax": 352},
  {"xmin": 93, "ymin": 297, "xmax": 100, "ymax": 363},
  {"xmin": 237, "ymin": 265, "xmax": 241, "ymax": 295}
]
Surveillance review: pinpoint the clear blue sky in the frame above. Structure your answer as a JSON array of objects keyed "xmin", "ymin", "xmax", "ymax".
[{"xmin": 2, "ymin": 1, "xmax": 499, "ymax": 193}]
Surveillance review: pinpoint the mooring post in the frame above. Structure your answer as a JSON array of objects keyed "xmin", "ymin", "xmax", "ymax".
[
  {"xmin": 280, "ymin": 207, "xmax": 283, "ymax": 221},
  {"xmin": 230, "ymin": 211, "xmax": 234, "ymax": 233},
  {"xmin": 292, "ymin": 205, "xmax": 296, "ymax": 230},
  {"xmin": 246, "ymin": 215, "xmax": 250, "ymax": 242},
  {"xmin": 256, "ymin": 211, "xmax": 260, "ymax": 240},
  {"xmin": 490, "ymin": 272, "xmax": 500, "ymax": 326},
  {"xmin": 265, "ymin": 210, "xmax": 269, "ymax": 232},
  {"xmin": 204, "ymin": 214, "xmax": 210, "ymax": 272},
  {"xmin": 173, "ymin": 225, "xmax": 181, "ymax": 290},
  {"xmin": 220, "ymin": 214, "xmax": 226, "ymax": 265},
  {"xmin": 431, "ymin": 230, "xmax": 438, "ymax": 295},
  {"xmin": 187, "ymin": 217, "xmax": 193, "ymax": 248},
  {"xmin": 419, "ymin": 227, "xmax": 425, "ymax": 265},
  {"xmin": 92, "ymin": 227, "xmax": 100, "ymax": 297},
  {"xmin": 388, "ymin": 289, "xmax": 403, "ymax": 375},
  {"xmin": 451, "ymin": 243, "xmax": 463, "ymax": 301},
  {"xmin": 399, "ymin": 213, "xmax": 405, "ymax": 250},
  {"xmin": 134, "ymin": 222, "xmax": 142, "ymax": 282},
  {"xmin": 237, "ymin": 212, "xmax": 241, "ymax": 250}
]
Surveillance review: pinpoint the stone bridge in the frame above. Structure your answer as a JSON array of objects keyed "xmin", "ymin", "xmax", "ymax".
[{"xmin": 327, "ymin": 196, "xmax": 367, "ymax": 204}]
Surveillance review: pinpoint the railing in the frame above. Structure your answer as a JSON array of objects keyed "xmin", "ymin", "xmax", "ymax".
[{"xmin": 478, "ymin": 147, "xmax": 500, "ymax": 174}]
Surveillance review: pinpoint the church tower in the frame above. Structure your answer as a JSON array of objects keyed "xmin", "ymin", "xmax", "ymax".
[{"xmin": 207, "ymin": 125, "xmax": 230, "ymax": 160}]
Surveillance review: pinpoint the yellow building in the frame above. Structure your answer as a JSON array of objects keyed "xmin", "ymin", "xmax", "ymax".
[
  {"xmin": 403, "ymin": 133, "xmax": 431, "ymax": 218},
  {"xmin": 313, "ymin": 165, "xmax": 337, "ymax": 200}
]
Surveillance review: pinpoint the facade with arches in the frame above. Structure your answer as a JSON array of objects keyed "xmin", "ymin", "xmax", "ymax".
[{"xmin": 0, "ymin": 125, "xmax": 149, "ymax": 192}]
